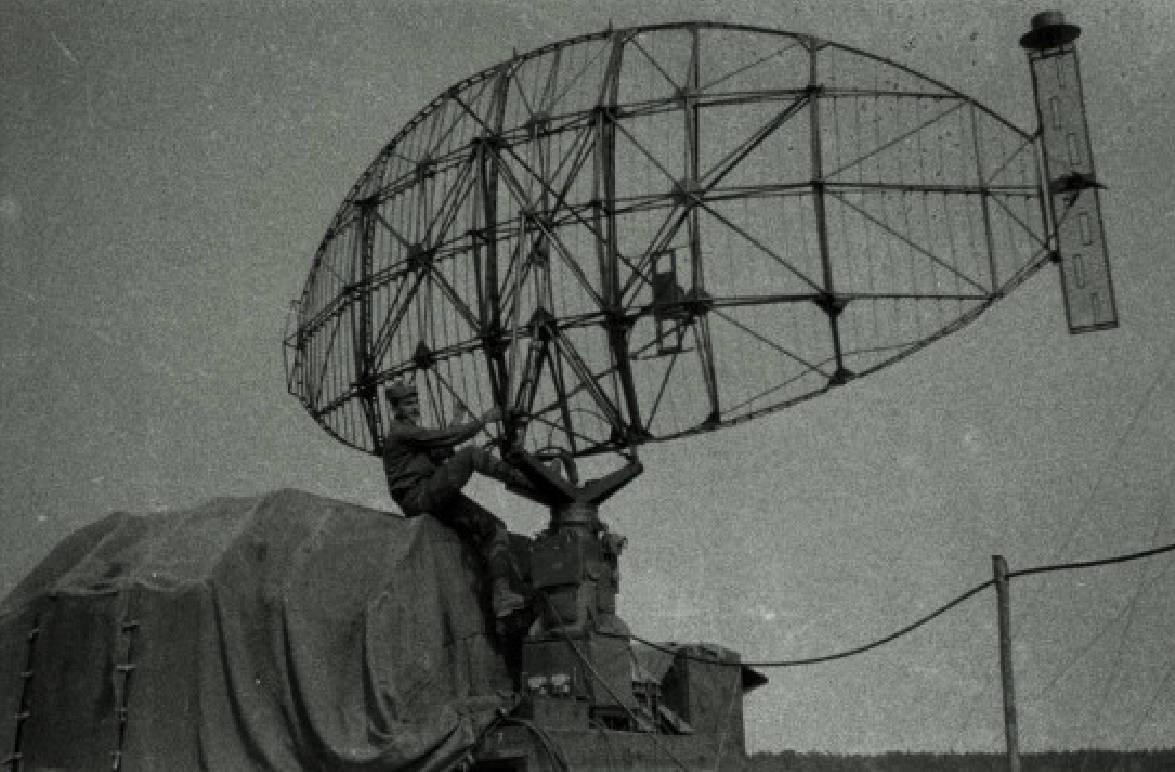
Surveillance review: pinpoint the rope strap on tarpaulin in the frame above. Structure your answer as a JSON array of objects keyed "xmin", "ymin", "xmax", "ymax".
[
  {"xmin": 110, "ymin": 607, "xmax": 141, "ymax": 772},
  {"xmin": 3, "ymin": 617, "xmax": 39, "ymax": 772},
  {"xmin": 605, "ymin": 539, "xmax": 1175, "ymax": 670},
  {"xmin": 0, "ymin": 493, "xmax": 519, "ymax": 772}
]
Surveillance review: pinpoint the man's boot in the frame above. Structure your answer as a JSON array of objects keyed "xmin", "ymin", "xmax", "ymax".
[
  {"xmin": 491, "ymin": 576, "xmax": 526, "ymax": 619},
  {"xmin": 470, "ymin": 448, "xmax": 541, "ymax": 495},
  {"xmin": 485, "ymin": 529, "xmax": 527, "ymax": 621}
]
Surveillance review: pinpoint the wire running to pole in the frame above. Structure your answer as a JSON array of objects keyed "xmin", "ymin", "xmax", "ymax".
[
  {"xmin": 604, "ymin": 537, "xmax": 1175, "ymax": 671},
  {"xmin": 683, "ymin": 579, "xmax": 993, "ymax": 669},
  {"xmin": 1009, "ymin": 540, "xmax": 1175, "ymax": 580}
]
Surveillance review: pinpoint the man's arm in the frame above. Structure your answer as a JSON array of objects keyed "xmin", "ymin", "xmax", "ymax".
[
  {"xmin": 386, "ymin": 407, "xmax": 502, "ymax": 450},
  {"xmin": 386, "ymin": 420, "xmax": 483, "ymax": 450}
]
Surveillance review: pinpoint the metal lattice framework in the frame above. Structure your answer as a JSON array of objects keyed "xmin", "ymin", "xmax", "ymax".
[{"xmin": 285, "ymin": 22, "xmax": 1050, "ymax": 462}]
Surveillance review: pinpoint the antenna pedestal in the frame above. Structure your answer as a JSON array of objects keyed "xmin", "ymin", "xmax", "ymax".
[{"xmin": 504, "ymin": 450, "xmax": 645, "ymax": 729}]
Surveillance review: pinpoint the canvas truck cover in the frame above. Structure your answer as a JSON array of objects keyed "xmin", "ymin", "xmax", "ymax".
[{"xmin": 0, "ymin": 489, "xmax": 512, "ymax": 771}]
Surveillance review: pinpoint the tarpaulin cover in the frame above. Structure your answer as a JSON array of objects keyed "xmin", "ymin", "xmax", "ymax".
[{"xmin": 0, "ymin": 489, "xmax": 512, "ymax": 772}]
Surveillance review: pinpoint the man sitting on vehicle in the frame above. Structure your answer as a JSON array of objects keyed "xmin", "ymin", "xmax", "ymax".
[{"xmin": 381, "ymin": 380, "xmax": 532, "ymax": 620}]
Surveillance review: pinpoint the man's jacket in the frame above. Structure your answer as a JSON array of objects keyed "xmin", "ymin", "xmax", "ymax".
[{"xmin": 382, "ymin": 420, "xmax": 482, "ymax": 502}]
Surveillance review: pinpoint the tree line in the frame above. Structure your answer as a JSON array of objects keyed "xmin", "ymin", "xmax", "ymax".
[{"xmin": 747, "ymin": 748, "xmax": 1175, "ymax": 772}]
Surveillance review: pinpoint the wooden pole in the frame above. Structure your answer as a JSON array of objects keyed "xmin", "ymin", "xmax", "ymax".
[{"xmin": 993, "ymin": 554, "xmax": 1022, "ymax": 772}]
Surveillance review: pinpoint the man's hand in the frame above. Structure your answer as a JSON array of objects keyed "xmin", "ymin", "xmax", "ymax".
[{"xmin": 452, "ymin": 403, "xmax": 472, "ymax": 425}]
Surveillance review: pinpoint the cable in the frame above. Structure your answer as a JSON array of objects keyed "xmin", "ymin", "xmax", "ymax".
[
  {"xmin": 1035, "ymin": 350, "xmax": 1174, "ymax": 579},
  {"xmin": 464, "ymin": 708, "xmax": 508, "ymax": 761},
  {"xmin": 535, "ymin": 591, "xmax": 694, "ymax": 772},
  {"xmin": 584, "ymin": 537, "xmax": 1175, "ymax": 673},
  {"xmin": 1069, "ymin": 480, "xmax": 1174, "ymax": 765},
  {"xmin": 501, "ymin": 717, "xmax": 571, "ymax": 772},
  {"xmin": 462, "ymin": 707, "xmax": 570, "ymax": 772},
  {"xmin": 1080, "ymin": 571, "xmax": 1148, "ymax": 766},
  {"xmin": 1115, "ymin": 654, "xmax": 1175, "ymax": 761},
  {"xmin": 610, "ymin": 579, "xmax": 994, "ymax": 669},
  {"xmin": 1029, "ymin": 558, "xmax": 1173, "ymax": 702},
  {"xmin": 1008, "ymin": 351, "xmax": 1175, "ymax": 754},
  {"xmin": 1008, "ymin": 540, "xmax": 1175, "ymax": 580},
  {"xmin": 1037, "ymin": 467, "xmax": 1175, "ymax": 702}
]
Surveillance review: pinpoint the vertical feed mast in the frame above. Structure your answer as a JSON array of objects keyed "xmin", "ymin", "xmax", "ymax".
[{"xmin": 1021, "ymin": 11, "xmax": 1119, "ymax": 333}]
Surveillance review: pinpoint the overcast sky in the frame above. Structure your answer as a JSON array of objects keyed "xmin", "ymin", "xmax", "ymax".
[{"xmin": 3, "ymin": 0, "xmax": 1175, "ymax": 754}]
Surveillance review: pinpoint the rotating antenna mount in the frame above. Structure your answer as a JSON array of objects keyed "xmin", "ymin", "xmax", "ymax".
[
  {"xmin": 504, "ymin": 445, "xmax": 643, "ymax": 527},
  {"xmin": 500, "ymin": 444, "xmax": 646, "ymax": 728}
]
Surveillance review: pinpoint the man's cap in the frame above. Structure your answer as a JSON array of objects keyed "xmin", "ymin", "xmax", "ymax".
[{"xmin": 384, "ymin": 380, "xmax": 418, "ymax": 402}]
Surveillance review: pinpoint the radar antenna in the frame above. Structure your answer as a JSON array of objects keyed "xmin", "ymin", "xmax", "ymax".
[
  {"xmin": 284, "ymin": 17, "xmax": 1117, "ymax": 732},
  {"xmin": 286, "ymin": 21, "xmax": 1112, "ymax": 475}
]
